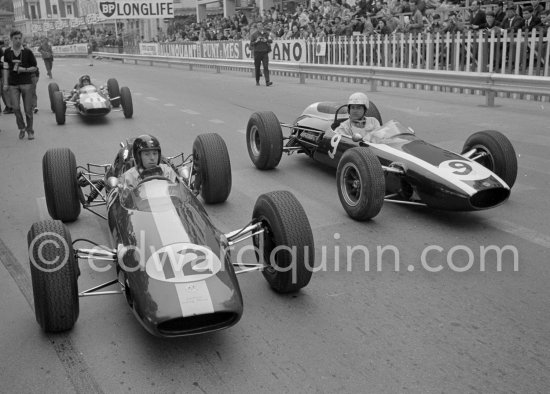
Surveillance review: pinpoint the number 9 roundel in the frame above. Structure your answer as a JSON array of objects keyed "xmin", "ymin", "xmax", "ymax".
[{"xmin": 438, "ymin": 159, "xmax": 493, "ymax": 181}]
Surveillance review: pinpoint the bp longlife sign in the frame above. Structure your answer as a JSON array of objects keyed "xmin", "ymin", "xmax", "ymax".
[{"xmin": 99, "ymin": 0, "xmax": 174, "ymax": 19}]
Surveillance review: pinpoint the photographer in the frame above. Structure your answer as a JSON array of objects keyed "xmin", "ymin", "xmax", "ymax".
[{"xmin": 250, "ymin": 22, "xmax": 273, "ymax": 87}]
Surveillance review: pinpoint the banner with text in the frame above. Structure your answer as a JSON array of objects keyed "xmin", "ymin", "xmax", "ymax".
[
  {"xmin": 139, "ymin": 43, "xmax": 160, "ymax": 56},
  {"xmin": 158, "ymin": 42, "xmax": 201, "ymax": 58},
  {"xmin": 98, "ymin": 0, "xmax": 174, "ymax": 19},
  {"xmin": 53, "ymin": 44, "xmax": 89, "ymax": 55},
  {"xmin": 201, "ymin": 41, "xmax": 242, "ymax": 59},
  {"xmin": 242, "ymin": 39, "xmax": 307, "ymax": 63}
]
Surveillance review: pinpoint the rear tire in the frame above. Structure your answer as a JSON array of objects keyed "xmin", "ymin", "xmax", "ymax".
[
  {"xmin": 107, "ymin": 78, "xmax": 120, "ymax": 107},
  {"xmin": 43, "ymin": 148, "xmax": 81, "ymax": 222},
  {"xmin": 246, "ymin": 111, "xmax": 283, "ymax": 170},
  {"xmin": 462, "ymin": 130, "xmax": 518, "ymax": 188},
  {"xmin": 28, "ymin": 220, "xmax": 79, "ymax": 332},
  {"xmin": 336, "ymin": 147, "xmax": 385, "ymax": 221},
  {"xmin": 53, "ymin": 91, "xmax": 66, "ymax": 125},
  {"xmin": 192, "ymin": 133, "xmax": 232, "ymax": 204},
  {"xmin": 120, "ymin": 87, "xmax": 133, "ymax": 118},
  {"xmin": 253, "ymin": 191, "xmax": 314, "ymax": 293},
  {"xmin": 48, "ymin": 82, "xmax": 59, "ymax": 113}
]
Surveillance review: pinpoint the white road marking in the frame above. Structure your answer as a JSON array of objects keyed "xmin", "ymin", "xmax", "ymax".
[
  {"xmin": 36, "ymin": 197, "xmax": 49, "ymax": 221},
  {"xmin": 487, "ymin": 218, "xmax": 550, "ymax": 249},
  {"xmin": 146, "ymin": 97, "xmax": 160, "ymax": 101},
  {"xmin": 180, "ymin": 109, "xmax": 200, "ymax": 115},
  {"xmin": 133, "ymin": 92, "xmax": 143, "ymax": 96},
  {"xmin": 209, "ymin": 119, "xmax": 225, "ymax": 124},
  {"xmin": 164, "ymin": 103, "xmax": 175, "ymax": 107},
  {"xmin": 236, "ymin": 129, "xmax": 246, "ymax": 134}
]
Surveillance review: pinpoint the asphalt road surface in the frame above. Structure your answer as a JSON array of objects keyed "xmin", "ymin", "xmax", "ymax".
[{"xmin": 0, "ymin": 58, "xmax": 549, "ymax": 393}]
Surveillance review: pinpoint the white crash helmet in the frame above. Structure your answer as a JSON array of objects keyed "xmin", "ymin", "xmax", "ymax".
[{"xmin": 347, "ymin": 92, "xmax": 370, "ymax": 112}]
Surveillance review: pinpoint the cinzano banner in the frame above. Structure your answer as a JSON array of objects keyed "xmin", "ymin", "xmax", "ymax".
[
  {"xmin": 242, "ymin": 39, "xmax": 307, "ymax": 62},
  {"xmin": 98, "ymin": 0, "xmax": 174, "ymax": 19}
]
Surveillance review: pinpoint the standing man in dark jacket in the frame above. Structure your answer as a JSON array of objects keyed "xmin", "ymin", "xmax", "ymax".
[
  {"xmin": 250, "ymin": 22, "xmax": 273, "ymax": 86},
  {"xmin": 2, "ymin": 30, "xmax": 38, "ymax": 140},
  {"xmin": 38, "ymin": 37, "xmax": 54, "ymax": 78}
]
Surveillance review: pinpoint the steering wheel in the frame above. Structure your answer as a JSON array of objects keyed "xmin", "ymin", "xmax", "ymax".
[
  {"xmin": 139, "ymin": 166, "xmax": 164, "ymax": 179},
  {"xmin": 135, "ymin": 166, "xmax": 170, "ymax": 186}
]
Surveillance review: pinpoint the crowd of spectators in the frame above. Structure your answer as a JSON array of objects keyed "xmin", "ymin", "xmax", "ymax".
[
  {"xmin": 155, "ymin": 0, "xmax": 550, "ymax": 43},
  {"xmin": 24, "ymin": 29, "xmax": 121, "ymax": 52}
]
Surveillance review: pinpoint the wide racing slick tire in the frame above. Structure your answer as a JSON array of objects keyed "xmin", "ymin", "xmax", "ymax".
[
  {"xmin": 43, "ymin": 148, "xmax": 81, "ymax": 222},
  {"xmin": 28, "ymin": 220, "xmax": 79, "ymax": 332},
  {"xmin": 120, "ymin": 86, "xmax": 133, "ymax": 118},
  {"xmin": 107, "ymin": 78, "xmax": 121, "ymax": 107},
  {"xmin": 366, "ymin": 101, "xmax": 382, "ymax": 125},
  {"xmin": 252, "ymin": 191, "xmax": 314, "ymax": 293},
  {"xmin": 48, "ymin": 82, "xmax": 59, "ymax": 113},
  {"xmin": 53, "ymin": 91, "xmax": 66, "ymax": 125},
  {"xmin": 462, "ymin": 130, "xmax": 518, "ymax": 188},
  {"xmin": 192, "ymin": 133, "xmax": 232, "ymax": 204},
  {"xmin": 246, "ymin": 111, "xmax": 283, "ymax": 170},
  {"xmin": 337, "ymin": 147, "xmax": 385, "ymax": 221}
]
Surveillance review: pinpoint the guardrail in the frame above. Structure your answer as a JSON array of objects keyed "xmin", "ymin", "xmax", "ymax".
[{"xmin": 95, "ymin": 51, "xmax": 550, "ymax": 107}]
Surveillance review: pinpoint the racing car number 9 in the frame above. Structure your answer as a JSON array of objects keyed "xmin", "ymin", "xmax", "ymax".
[
  {"xmin": 146, "ymin": 243, "xmax": 222, "ymax": 283},
  {"xmin": 438, "ymin": 160, "xmax": 493, "ymax": 181}
]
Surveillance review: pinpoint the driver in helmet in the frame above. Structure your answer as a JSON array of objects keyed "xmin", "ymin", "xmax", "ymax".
[
  {"xmin": 120, "ymin": 134, "xmax": 178, "ymax": 188},
  {"xmin": 334, "ymin": 92, "xmax": 381, "ymax": 141},
  {"xmin": 70, "ymin": 75, "xmax": 93, "ymax": 101}
]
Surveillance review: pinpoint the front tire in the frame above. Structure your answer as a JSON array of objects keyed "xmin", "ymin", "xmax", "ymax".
[
  {"xmin": 336, "ymin": 147, "xmax": 385, "ymax": 221},
  {"xmin": 246, "ymin": 111, "xmax": 283, "ymax": 170},
  {"xmin": 48, "ymin": 82, "xmax": 59, "ymax": 113},
  {"xmin": 107, "ymin": 78, "xmax": 120, "ymax": 107},
  {"xmin": 28, "ymin": 220, "xmax": 79, "ymax": 332},
  {"xmin": 252, "ymin": 191, "xmax": 314, "ymax": 293},
  {"xmin": 192, "ymin": 133, "xmax": 232, "ymax": 204},
  {"xmin": 462, "ymin": 130, "xmax": 518, "ymax": 188},
  {"xmin": 120, "ymin": 86, "xmax": 133, "ymax": 118},
  {"xmin": 43, "ymin": 148, "xmax": 81, "ymax": 222},
  {"xmin": 53, "ymin": 91, "xmax": 66, "ymax": 125}
]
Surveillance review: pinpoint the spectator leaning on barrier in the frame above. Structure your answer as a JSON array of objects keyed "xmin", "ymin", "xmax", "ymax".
[
  {"xmin": 250, "ymin": 22, "xmax": 273, "ymax": 87},
  {"xmin": 2, "ymin": 30, "xmax": 38, "ymax": 140},
  {"xmin": 469, "ymin": 1, "xmax": 487, "ymax": 30},
  {"xmin": 501, "ymin": 3, "xmax": 524, "ymax": 32},
  {"xmin": 485, "ymin": 11, "xmax": 501, "ymax": 31},
  {"xmin": 408, "ymin": 1, "xmax": 425, "ymax": 34},
  {"xmin": 522, "ymin": 6, "xmax": 542, "ymax": 31},
  {"xmin": 37, "ymin": 37, "xmax": 53, "ymax": 78},
  {"xmin": 494, "ymin": 2, "xmax": 506, "ymax": 26}
]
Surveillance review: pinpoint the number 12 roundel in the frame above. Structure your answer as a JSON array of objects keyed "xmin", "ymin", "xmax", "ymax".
[{"xmin": 146, "ymin": 243, "xmax": 222, "ymax": 283}]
